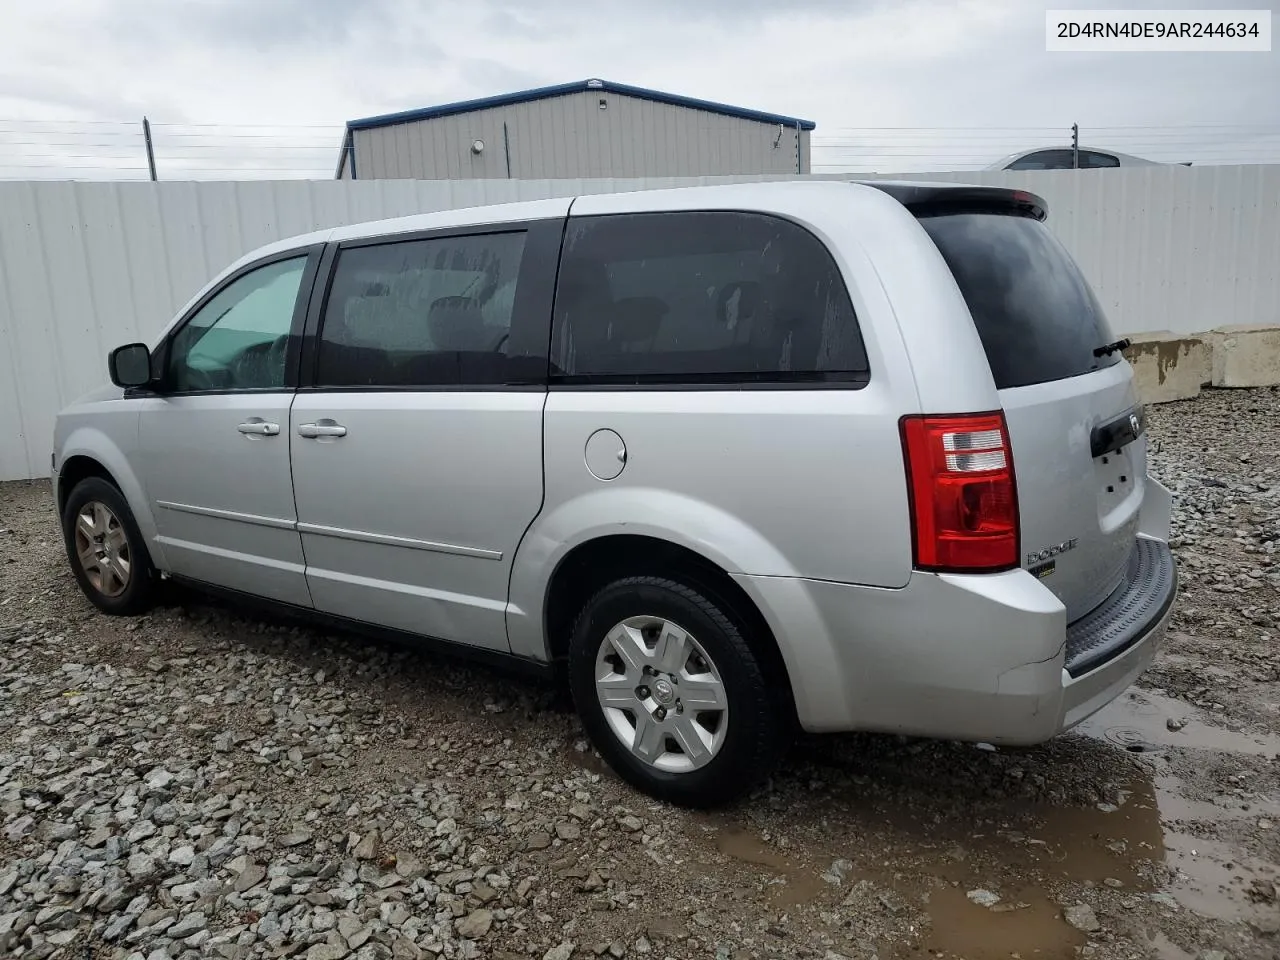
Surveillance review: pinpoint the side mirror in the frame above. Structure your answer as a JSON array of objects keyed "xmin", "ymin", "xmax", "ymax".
[{"xmin": 108, "ymin": 343, "xmax": 153, "ymax": 388}]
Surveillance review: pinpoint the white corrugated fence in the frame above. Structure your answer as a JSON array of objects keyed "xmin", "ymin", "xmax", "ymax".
[{"xmin": 2, "ymin": 166, "xmax": 1278, "ymax": 480}]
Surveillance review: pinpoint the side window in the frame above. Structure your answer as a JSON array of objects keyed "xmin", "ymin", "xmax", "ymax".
[
  {"xmin": 315, "ymin": 231, "xmax": 527, "ymax": 387},
  {"xmin": 168, "ymin": 256, "xmax": 307, "ymax": 392},
  {"xmin": 1080, "ymin": 150, "xmax": 1121, "ymax": 168},
  {"xmin": 1006, "ymin": 149, "xmax": 1074, "ymax": 170},
  {"xmin": 551, "ymin": 212, "xmax": 868, "ymax": 385}
]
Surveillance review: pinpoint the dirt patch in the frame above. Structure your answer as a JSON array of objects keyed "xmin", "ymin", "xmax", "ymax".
[{"xmin": 2, "ymin": 387, "xmax": 1279, "ymax": 960}]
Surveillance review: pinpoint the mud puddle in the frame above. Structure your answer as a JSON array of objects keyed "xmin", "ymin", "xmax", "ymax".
[
  {"xmin": 1077, "ymin": 687, "xmax": 1280, "ymax": 757},
  {"xmin": 693, "ymin": 687, "xmax": 1279, "ymax": 958},
  {"xmin": 910, "ymin": 886, "xmax": 1085, "ymax": 960},
  {"xmin": 698, "ymin": 822, "xmax": 829, "ymax": 906}
]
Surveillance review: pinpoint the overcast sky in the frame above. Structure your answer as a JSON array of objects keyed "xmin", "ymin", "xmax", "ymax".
[{"xmin": 0, "ymin": 0, "xmax": 1276, "ymax": 177}]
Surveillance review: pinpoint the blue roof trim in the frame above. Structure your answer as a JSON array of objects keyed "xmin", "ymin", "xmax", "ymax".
[{"xmin": 346, "ymin": 79, "xmax": 816, "ymax": 132}]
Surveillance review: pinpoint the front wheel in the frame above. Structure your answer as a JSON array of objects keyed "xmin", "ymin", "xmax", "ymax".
[
  {"xmin": 568, "ymin": 576, "xmax": 785, "ymax": 808},
  {"xmin": 61, "ymin": 477, "xmax": 156, "ymax": 615}
]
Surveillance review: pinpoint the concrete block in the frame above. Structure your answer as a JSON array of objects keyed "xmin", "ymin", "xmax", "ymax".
[
  {"xmin": 1122, "ymin": 330, "xmax": 1210, "ymax": 404},
  {"xmin": 1211, "ymin": 324, "xmax": 1280, "ymax": 388}
]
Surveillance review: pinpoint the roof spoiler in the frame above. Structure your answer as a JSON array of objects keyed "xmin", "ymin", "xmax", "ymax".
[{"xmin": 856, "ymin": 181, "xmax": 1048, "ymax": 221}]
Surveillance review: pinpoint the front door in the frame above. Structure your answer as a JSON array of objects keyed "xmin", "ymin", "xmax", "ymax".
[
  {"xmin": 137, "ymin": 249, "xmax": 319, "ymax": 607},
  {"xmin": 289, "ymin": 220, "xmax": 561, "ymax": 651}
]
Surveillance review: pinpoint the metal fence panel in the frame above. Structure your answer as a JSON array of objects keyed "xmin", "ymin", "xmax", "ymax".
[{"xmin": 2, "ymin": 167, "xmax": 1278, "ymax": 479}]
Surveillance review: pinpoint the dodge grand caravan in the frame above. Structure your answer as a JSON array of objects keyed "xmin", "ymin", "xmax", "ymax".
[{"xmin": 53, "ymin": 180, "xmax": 1177, "ymax": 807}]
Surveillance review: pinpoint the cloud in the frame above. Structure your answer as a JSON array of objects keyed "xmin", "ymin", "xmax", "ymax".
[{"xmin": 0, "ymin": 0, "xmax": 1275, "ymax": 178}]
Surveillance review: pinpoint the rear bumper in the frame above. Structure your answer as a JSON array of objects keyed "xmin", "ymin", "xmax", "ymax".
[{"xmin": 733, "ymin": 535, "xmax": 1177, "ymax": 743}]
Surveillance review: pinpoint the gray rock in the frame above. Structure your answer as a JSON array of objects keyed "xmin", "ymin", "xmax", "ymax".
[
  {"xmin": 279, "ymin": 830, "xmax": 313, "ymax": 848},
  {"xmin": 169, "ymin": 845, "xmax": 196, "ymax": 866},
  {"xmin": 234, "ymin": 863, "xmax": 267, "ymax": 892},
  {"xmin": 168, "ymin": 912, "xmax": 208, "ymax": 939},
  {"xmin": 103, "ymin": 914, "xmax": 136, "ymax": 941},
  {"xmin": 313, "ymin": 910, "xmax": 337, "ymax": 932},
  {"xmin": 307, "ymin": 945, "xmax": 350, "ymax": 960},
  {"xmin": 645, "ymin": 919, "xmax": 685, "ymax": 942},
  {"xmin": 966, "ymin": 889, "xmax": 1000, "ymax": 908},
  {"xmin": 525, "ymin": 832, "xmax": 552, "ymax": 851},
  {"xmin": 34, "ymin": 905, "xmax": 74, "ymax": 929},
  {"xmin": 394, "ymin": 854, "xmax": 425, "ymax": 880},
  {"xmin": 126, "ymin": 853, "xmax": 156, "ymax": 878},
  {"xmin": 339, "ymin": 917, "xmax": 372, "ymax": 950},
  {"xmin": 544, "ymin": 944, "xmax": 576, "ymax": 960},
  {"xmin": 145, "ymin": 768, "xmax": 175, "ymax": 790},
  {"xmin": 5, "ymin": 816, "xmax": 36, "ymax": 841},
  {"xmin": 456, "ymin": 909, "xmax": 493, "ymax": 939},
  {"xmin": 554, "ymin": 822, "xmax": 581, "ymax": 841},
  {"xmin": 352, "ymin": 830, "xmax": 380, "ymax": 861},
  {"xmin": 1063, "ymin": 903, "xmax": 1101, "ymax": 933}
]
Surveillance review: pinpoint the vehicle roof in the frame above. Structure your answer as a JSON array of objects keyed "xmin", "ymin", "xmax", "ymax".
[
  {"xmin": 987, "ymin": 146, "xmax": 1163, "ymax": 169},
  {"xmin": 345, "ymin": 78, "xmax": 817, "ymax": 133},
  {"xmin": 234, "ymin": 179, "xmax": 1048, "ymax": 267}
]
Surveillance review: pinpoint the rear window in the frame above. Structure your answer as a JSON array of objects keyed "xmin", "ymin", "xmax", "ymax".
[{"xmin": 918, "ymin": 212, "xmax": 1123, "ymax": 389}]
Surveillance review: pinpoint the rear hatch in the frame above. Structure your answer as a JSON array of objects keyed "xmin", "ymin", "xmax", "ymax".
[{"xmin": 916, "ymin": 207, "xmax": 1144, "ymax": 621}]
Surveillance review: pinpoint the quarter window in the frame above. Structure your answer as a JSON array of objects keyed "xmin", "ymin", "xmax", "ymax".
[
  {"xmin": 1080, "ymin": 150, "xmax": 1121, "ymax": 168},
  {"xmin": 168, "ymin": 256, "xmax": 307, "ymax": 392},
  {"xmin": 315, "ymin": 232, "xmax": 527, "ymax": 387},
  {"xmin": 551, "ymin": 212, "xmax": 868, "ymax": 384}
]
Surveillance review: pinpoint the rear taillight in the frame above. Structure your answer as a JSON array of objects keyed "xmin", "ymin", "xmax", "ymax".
[{"xmin": 900, "ymin": 412, "xmax": 1019, "ymax": 572}]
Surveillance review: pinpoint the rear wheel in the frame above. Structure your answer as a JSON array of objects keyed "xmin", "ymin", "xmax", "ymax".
[
  {"xmin": 61, "ymin": 477, "xmax": 156, "ymax": 615},
  {"xmin": 568, "ymin": 575, "xmax": 784, "ymax": 807}
]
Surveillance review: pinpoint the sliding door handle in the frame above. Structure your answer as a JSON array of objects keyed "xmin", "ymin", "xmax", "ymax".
[
  {"xmin": 297, "ymin": 421, "xmax": 347, "ymax": 439},
  {"xmin": 237, "ymin": 419, "xmax": 280, "ymax": 436}
]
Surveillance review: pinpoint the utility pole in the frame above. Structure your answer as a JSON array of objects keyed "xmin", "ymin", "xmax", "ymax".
[
  {"xmin": 1071, "ymin": 122, "xmax": 1079, "ymax": 169},
  {"xmin": 142, "ymin": 117, "xmax": 158, "ymax": 181}
]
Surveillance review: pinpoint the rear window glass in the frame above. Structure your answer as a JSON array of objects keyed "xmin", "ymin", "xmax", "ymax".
[
  {"xmin": 918, "ymin": 212, "xmax": 1123, "ymax": 389},
  {"xmin": 551, "ymin": 211, "xmax": 868, "ymax": 385}
]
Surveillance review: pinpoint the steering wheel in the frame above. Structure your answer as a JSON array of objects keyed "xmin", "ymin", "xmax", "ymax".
[
  {"xmin": 181, "ymin": 366, "xmax": 219, "ymax": 392},
  {"xmin": 266, "ymin": 334, "xmax": 289, "ymax": 383}
]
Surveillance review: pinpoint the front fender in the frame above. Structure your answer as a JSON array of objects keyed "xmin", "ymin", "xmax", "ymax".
[
  {"xmin": 58, "ymin": 423, "xmax": 168, "ymax": 571},
  {"xmin": 506, "ymin": 486, "xmax": 797, "ymax": 661}
]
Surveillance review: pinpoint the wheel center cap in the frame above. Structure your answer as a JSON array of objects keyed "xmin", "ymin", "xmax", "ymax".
[{"xmin": 652, "ymin": 678, "xmax": 675, "ymax": 705}]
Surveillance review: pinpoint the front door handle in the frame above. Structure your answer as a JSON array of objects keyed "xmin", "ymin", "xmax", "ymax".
[
  {"xmin": 237, "ymin": 419, "xmax": 280, "ymax": 436},
  {"xmin": 297, "ymin": 420, "xmax": 347, "ymax": 439}
]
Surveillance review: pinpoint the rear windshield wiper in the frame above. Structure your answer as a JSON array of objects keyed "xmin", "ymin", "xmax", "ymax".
[{"xmin": 1093, "ymin": 338, "xmax": 1131, "ymax": 358}]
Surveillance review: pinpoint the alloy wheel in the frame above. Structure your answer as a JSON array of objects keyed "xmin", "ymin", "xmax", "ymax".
[
  {"xmin": 594, "ymin": 615, "xmax": 729, "ymax": 773},
  {"xmin": 74, "ymin": 500, "xmax": 131, "ymax": 598}
]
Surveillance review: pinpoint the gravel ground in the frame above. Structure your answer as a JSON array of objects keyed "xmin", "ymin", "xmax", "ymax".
[{"xmin": 2, "ymin": 386, "xmax": 1279, "ymax": 960}]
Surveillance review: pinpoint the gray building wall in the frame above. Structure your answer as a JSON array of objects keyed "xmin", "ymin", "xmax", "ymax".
[{"xmin": 350, "ymin": 91, "xmax": 810, "ymax": 179}]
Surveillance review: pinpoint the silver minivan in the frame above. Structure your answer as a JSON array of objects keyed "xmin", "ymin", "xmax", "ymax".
[{"xmin": 53, "ymin": 181, "xmax": 1177, "ymax": 807}]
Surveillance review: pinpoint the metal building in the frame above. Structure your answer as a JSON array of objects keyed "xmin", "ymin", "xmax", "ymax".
[{"xmin": 335, "ymin": 79, "xmax": 815, "ymax": 180}]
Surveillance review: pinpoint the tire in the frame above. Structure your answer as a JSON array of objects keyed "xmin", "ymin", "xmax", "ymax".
[
  {"xmin": 567, "ymin": 575, "xmax": 785, "ymax": 808},
  {"xmin": 61, "ymin": 477, "xmax": 156, "ymax": 616}
]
